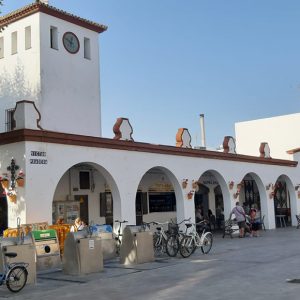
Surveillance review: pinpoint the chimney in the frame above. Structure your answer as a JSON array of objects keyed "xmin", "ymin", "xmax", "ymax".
[
  {"xmin": 40, "ymin": 0, "xmax": 49, "ymax": 5},
  {"xmin": 200, "ymin": 114, "xmax": 206, "ymax": 148}
]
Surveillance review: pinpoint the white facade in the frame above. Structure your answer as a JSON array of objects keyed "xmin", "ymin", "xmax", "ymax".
[
  {"xmin": 235, "ymin": 113, "xmax": 300, "ymax": 160},
  {"xmin": 0, "ymin": 3, "xmax": 299, "ymax": 235}
]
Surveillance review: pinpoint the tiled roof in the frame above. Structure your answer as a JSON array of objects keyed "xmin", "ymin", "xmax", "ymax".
[{"xmin": 0, "ymin": 1, "xmax": 107, "ymax": 33}]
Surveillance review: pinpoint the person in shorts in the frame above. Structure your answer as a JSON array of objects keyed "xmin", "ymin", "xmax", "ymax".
[{"xmin": 230, "ymin": 201, "xmax": 247, "ymax": 238}]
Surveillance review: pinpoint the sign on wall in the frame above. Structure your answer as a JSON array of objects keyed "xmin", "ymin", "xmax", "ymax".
[{"xmin": 29, "ymin": 151, "xmax": 48, "ymax": 165}]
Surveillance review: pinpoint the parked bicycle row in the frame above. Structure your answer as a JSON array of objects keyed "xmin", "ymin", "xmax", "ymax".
[{"xmin": 113, "ymin": 218, "xmax": 213, "ymax": 259}]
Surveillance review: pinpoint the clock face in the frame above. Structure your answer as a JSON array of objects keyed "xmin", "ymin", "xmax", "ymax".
[{"xmin": 63, "ymin": 32, "xmax": 80, "ymax": 54}]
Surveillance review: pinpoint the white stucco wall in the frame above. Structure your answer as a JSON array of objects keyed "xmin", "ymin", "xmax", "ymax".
[
  {"xmin": 235, "ymin": 113, "xmax": 300, "ymax": 160},
  {"xmin": 1, "ymin": 139, "xmax": 299, "ymax": 230},
  {"xmin": 39, "ymin": 13, "xmax": 101, "ymax": 136},
  {"xmin": 0, "ymin": 11, "xmax": 102, "ymax": 136},
  {"xmin": 0, "ymin": 14, "xmax": 41, "ymax": 132}
]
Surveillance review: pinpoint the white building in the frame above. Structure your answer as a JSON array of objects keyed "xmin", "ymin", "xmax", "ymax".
[
  {"xmin": 236, "ymin": 113, "xmax": 300, "ymax": 160},
  {"xmin": 0, "ymin": 1, "xmax": 300, "ymax": 233}
]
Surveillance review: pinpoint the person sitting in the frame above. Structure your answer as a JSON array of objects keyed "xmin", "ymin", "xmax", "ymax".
[
  {"xmin": 249, "ymin": 208, "xmax": 260, "ymax": 237},
  {"xmin": 70, "ymin": 217, "xmax": 85, "ymax": 232},
  {"xmin": 56, "ymin": 217, "xmax": 64, "ymax": 225}
]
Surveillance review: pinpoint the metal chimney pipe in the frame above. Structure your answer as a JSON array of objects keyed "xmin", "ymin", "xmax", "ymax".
[{"xmin": 200, "ymin": 114, "xmax": 206, "ymax": 148}]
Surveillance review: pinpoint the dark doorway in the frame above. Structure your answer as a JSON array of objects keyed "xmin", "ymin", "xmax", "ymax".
[
  {"xmin": 75, "ymin": 195, "xmax": 89, "ymax": 225},
  {"xmin": 136, "ymin": 192, "xmax": 148, "ymax": 225},
  {"xmin": 0, "ymin": 196, "xmax": 7, "ymax": 235},
  {"xmin": 194, "ymin": 184, "xmax": 209, "ymax": 218},
  {"xmin": 100, "ymin": 192, "xmax": 113, "ymax": 226}
]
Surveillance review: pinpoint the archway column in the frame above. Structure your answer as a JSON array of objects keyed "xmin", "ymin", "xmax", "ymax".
[
  {"xmin": 208, "ymin": 186, "xmax": 216, "ymax": 215},
  {"xmin": 261, "ymin": 190, "xmax": 275, "ymax": 229}
]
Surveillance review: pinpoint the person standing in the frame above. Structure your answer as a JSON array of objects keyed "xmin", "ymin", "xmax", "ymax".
[{"xmin": 230, "ymin": 201, "xmax": 246, "ymax": 238}]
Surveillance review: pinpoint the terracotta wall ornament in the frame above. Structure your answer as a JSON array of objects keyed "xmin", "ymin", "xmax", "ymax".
[
  {"xmin": 223, "ymin": 136, "xmax": 236, "ymax": 154},
  {"xmin": 228, "ymin": 181, "xmax": 234, "ymax": 190},
  {"xmin": 176, "ymin": 128, "xmax": 192, "ymax": 148},
  {"xmin": 266, "ymin": 183, "xmax": 272, "ymax": 190},
  {"xmin": 113, "ymin": 117, "xmax": 134, "ymax": 141},
  {"xmin": 259, "ymin": 142, "xmax": 271, "ymax": 158},
  {"xmin": 192, "ymin": 180, "xmax": 199, "ymax": 191},
  {"xmin": 187, "ymin": 190, "xmax": 194, "ymax": 200},
  {"xmin": 182, "ymin": 179, "xmax": 188, "ymax": 189}
]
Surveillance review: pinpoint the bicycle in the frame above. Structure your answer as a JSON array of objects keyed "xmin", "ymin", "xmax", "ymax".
[
  {"xmin": 152, "ymin": 221, "xmax": 170, "ymax": 256},
  {"xmin": 179, "ymin": 220, "xmax": 213, "ymax": 258},
  {"xmin": 0, "ymin": 251, "xmax": 28, "ymax": 293},
  {"xmin": 114, "ymin": 220, "xmax": 128, "ymax": 255},
  {"xmin": 165, "ymin": 218, "xmax": 191, "ymax": 257}
]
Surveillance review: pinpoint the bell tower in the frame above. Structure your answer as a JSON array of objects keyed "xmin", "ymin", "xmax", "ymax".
[{"xmin": 0, "ymin": 1, "xmax": 107, "ymax": 136}]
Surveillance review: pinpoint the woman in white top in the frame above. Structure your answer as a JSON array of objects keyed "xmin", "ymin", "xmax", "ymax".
[{"xmin": 70, "ymin": 217, "xmax": 85, "ymax": 232}]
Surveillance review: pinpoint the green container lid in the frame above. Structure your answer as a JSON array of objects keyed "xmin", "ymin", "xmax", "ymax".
[{"xmin": 31, "ymin": 229, "xmax": 57, "ymax": 241}]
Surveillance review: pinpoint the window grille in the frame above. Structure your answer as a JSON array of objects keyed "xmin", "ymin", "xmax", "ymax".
[{"xmin": 5, "ymin": 108, "xmax": 15, "ymax": 132}]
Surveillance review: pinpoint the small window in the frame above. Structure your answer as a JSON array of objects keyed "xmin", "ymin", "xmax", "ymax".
[
  {"xmin": 149, "ymin": 192, "xmax": 176, "ymax": 213},
  {"xmin": 5, "ymin": 108, "xmax": 15, "ymax": 132},
  {"xmin": 0, "ymin": 37, "xmax": 4, "ymax": 59},
  {"xmin": 79, "ymin": 171, "xmax": 90, "ymax": 189},
  {"xmin": 50, "ymin": 26, "xmax": 58, "ymax": 50},
  {"xmin": 25, "ymin": 26, "xmax": 31, "ymax": 50},
  {"xmin": 84, "ymin": 37, "xmax": 91, "ymax": 59},
  {"xmin": 11, "ymin": 31, "xmax": 17, "ymax": 55}
]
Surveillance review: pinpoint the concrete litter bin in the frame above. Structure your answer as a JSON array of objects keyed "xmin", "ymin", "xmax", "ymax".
[
  {"xmin": 120, "ymin": 225, "xmax": 154, "ymax": 265},
  {"xmin": 31, "ymin": 229, "xmax": 61, "ymax": 272},
  {"xmin": 62, "ymin": 230, "xmax": 103, "ymax": 275},
  {"xmin": 91, "ymin": 225, "xmax": 115, "ymax": 260},
  {"xmin": 0, "ymin": 236, "xmax": 36, "ymax": 284}
]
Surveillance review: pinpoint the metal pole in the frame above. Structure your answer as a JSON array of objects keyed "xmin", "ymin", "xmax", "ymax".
[{"xmin": 200, "ymin": 114, "xmax": 206, "ymax": 148}]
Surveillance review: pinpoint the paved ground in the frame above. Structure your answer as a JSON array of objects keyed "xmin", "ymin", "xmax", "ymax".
[{"xmin": 0, "ymin": 228, "xmax": 300, "ymax": 300}]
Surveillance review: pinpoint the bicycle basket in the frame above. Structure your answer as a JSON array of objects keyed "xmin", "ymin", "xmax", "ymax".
[{"xmin": 168, "ymin": 223, "xmax": 179, "ymax": 234}]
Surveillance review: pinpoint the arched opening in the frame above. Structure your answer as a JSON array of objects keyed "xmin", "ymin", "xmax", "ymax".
[
  {"xmin": 214, "ymin": 185, "xmax": 224, "ymax": 230},
  {"xmin": 273, "ymin": 175, "xmax": 295, "ymax": 228},
  {"xmin": 235, "ymin": 173, "xmax": 266, "ymax": 228},
  {"xmin": 238, "ymin": 174, "xmax": 261, "ymax": 214},
  {"xmin": 52, "ymin": 162, "xmax": 119, "ymax": 227},
  {"xmin": 195, "ymin": 170, "xmax": 228, "ymax": 231},
  {"xmin": 135, "ymin": 167, "xmax": 182, "ymax": 225}
]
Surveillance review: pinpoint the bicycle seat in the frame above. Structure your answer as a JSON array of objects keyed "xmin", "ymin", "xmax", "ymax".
[
  {"xmin": 4, "ymin": 252, "xmax": 17, "ymax": 258},
  {"xmin": 185, "ymin": 223, "xmax": 192, "ymax": 228},
  {"xmin": 156, "ymin": 227, "xmax": 162, "ymax": 231}
]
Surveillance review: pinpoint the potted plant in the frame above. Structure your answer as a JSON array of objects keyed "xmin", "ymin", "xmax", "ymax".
[
  {"xmin": 7, "ymin": 189, "xmax": 17, "ymax": 203},
  {"xmin": 182, "ymin": 179, "xmax": 188, "ymax": 189},
  {"xmin": 187, "ymin": 191, "xmax": 194, "ymax": 200},
  {"xmin": 16, "ymin": 169, "xmax": 25, "ymax": 187},
  {"xmin": 0, "ymin": 173, "xmax": 9, "ymax": 189}
]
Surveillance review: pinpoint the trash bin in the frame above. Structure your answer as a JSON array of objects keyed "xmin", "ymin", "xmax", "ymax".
[
  {"xmin": 62, "ymin": 230, "xmax": 103, "ymax": 275},
  {"xmin": 91, "ymin": 225, "xmax": 115, "ymax": 260},
  {"xmin": 31, "ymin": 229, "xmax": 61, "ymax": 272},
  {"xmin": 0, "ymin": 236, "xmax": 36, "ymax": 284},
  {"xmin": 120, "ymin": 225, "xmax": 154, "ymax": 265}
]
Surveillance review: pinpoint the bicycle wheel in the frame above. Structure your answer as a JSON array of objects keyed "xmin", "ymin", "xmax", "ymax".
[
  {"xmin": 166, "ymin": 234, "xmax": 179, "ymax": 257},
  {"xmin": 180, "ymin": 236, "xmax": 195, "ymax": 258},
  {"xmin": 6, "ymin": 266, "xmax": 28, "ymax": 293},
  {"xmin": 200, "ymin": 232, "xmax": 213, "ymax": 254},
  {"xmin": 153, "ymin": 233, "xmax": 163, "ymax": 256}
]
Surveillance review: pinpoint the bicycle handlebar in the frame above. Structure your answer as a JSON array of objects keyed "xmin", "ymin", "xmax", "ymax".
[
  {"xmin": 153, "ymin": 221, "xmax": 169, "ymax": 225},
  {"xmin": 115, "ymin": 220, "xmax": 128, "ymax": 224},
  {"xmin": 176, "ymin": 217, "xmax": 191, "ymax": 225}
]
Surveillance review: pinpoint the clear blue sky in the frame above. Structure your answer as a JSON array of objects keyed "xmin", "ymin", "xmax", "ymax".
[{"xmin": 2, "ymin": 1, "xmax": 300, "ymax": 148}]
